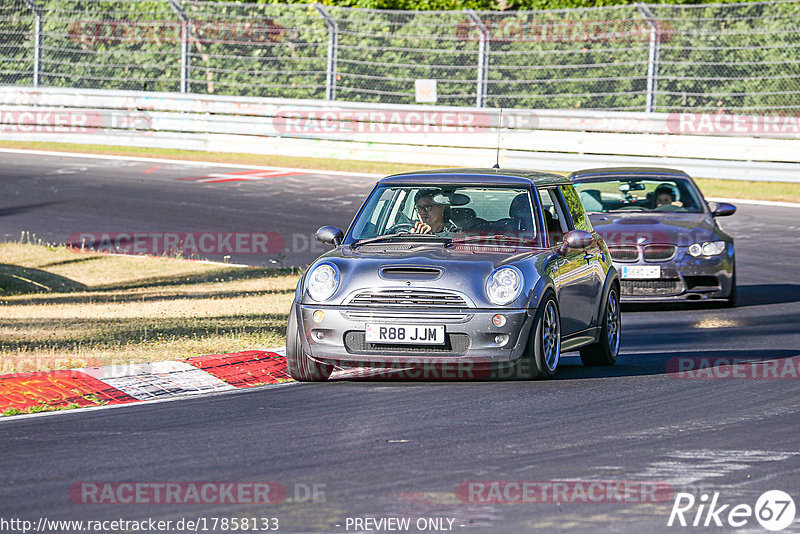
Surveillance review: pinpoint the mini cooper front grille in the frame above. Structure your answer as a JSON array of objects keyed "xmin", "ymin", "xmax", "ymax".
[
  {"xmin": 347, "ymin": 289, "xmax": 469, "ymax": 308},
  {"xmin": 621, "ymin": 279, "xmax": 684, "ymax": 296},
  {"xmin": 643, "ymin": 244, "xmax": 677, "ymax": 262},
  {"xmin": 344, "ymin": 331, "xmax": 470, "ymax": 355},
  {"xmin": 608, "ymin": 245, "xmax": 639, "ymax": 262}
]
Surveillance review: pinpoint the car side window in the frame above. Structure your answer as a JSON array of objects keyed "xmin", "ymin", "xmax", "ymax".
[
  {"xmin": 376, "ymin": 191, "xmax": 404, "ymax": 233},
  {"xmin": 559, "ymin": 184, "xmax": 593, "ymax": 233},
  {"xmin": 538, "ymin": 187, "xmax": 570, "ymax": 246}
]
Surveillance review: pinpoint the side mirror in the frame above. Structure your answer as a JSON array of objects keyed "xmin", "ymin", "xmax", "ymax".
[
  {"xmin": 710, "ymin": 202, "xmax": 736, "ymax": 217},
  {"xmin": 559, "ymin": 229, "xmax": 593, "ymax": 253},
  {"xmin": 316, "ymin": 226, "xmax": 343, "ymax": 246}
]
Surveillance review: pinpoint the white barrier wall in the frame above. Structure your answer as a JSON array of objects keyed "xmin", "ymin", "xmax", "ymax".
[{"xmin": 1, "ymin": 87, "xmax": 799, "ymax": 182}]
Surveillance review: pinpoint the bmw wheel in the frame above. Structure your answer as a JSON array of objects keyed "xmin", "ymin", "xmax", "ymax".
[{"xmin": 724, "ymin": 269, "xmax": 737, "ymax": 308}]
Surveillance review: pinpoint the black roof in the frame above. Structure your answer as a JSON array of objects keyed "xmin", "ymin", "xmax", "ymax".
[
  {"xmin": 380, "ymin": 168, "xmax": 570, "ymax": 187},
  {"xmin": 568, "ymin": 167, "xmax": 692, "ymax": 181}
]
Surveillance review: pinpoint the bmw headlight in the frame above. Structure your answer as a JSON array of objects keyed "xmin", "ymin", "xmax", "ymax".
[
  {"xmin": 486, "ymin": 266, "xmax": 523, "ymax": 306},
  {"xmin": 688, "ymin": 241, "xmax": 726, "ymax": 257},
  {"xmin": 306, "ymin": 262, "xmax": 340, "ymax": 302}
]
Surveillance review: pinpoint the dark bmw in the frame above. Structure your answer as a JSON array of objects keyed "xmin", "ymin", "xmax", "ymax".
[
  {"xmin": 569, "ymin": 167, "xmax": 736, "ymax": 305},
  {"xmin": 286, "ymin": 168, "xmax": 621, "ymax": 381}
]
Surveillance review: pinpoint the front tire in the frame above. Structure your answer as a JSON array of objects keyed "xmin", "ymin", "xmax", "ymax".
[
  {"xmin": 580, "ymin": 286, "xmax": 621, "ymax": 367},
  {"xmin": 724, "ymin": 270, "xmax": 737, "ymax": 308},
  {"xmin": 285, "ymin": 306, "xmax": 333, "ymax": 382},
  {"xmin": 515, "ymin": 293, "xmax": 561, "ymax": 380}
]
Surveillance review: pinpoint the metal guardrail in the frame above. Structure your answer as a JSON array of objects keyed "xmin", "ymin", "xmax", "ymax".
[
  {"xmin": 2, "ymin": 0, "xmax": 800, "ymax": 112},
  {"xmin": 1, "ymin": 87, "xmax": 799, "ymax": 182}
]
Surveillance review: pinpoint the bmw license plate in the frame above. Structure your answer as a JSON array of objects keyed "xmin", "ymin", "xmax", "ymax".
[
  {"xmin": 365, "ymin": 324, "xmax": 445, "ymax": 345},
  {"xmin": 621, "ymin": 265, "xmax": 661, "ymax": 279}
]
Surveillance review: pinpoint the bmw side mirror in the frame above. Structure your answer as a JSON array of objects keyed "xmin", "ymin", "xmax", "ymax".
[
  {"xmin": 316, "ymin": 226, "xmax": 343, "ymax": 246},
  {"xmin": 559, "ymin": 229, "xmax": 593, "ymax": 253},
  {"xmin": 710, "ymin": 202, "xmax": 736, "ymax": 217}
]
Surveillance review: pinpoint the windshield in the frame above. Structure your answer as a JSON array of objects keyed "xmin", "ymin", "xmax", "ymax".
[
  {"xmin": 572, "ymin": 176, "xmax": 704, "ymax": 214},
  {"xmin": 347, "ymin": 185, "xmax": 542, "ymax": 246}
]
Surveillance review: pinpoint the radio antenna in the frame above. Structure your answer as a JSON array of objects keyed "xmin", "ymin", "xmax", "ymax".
[{"xmin": 493, "ymin": 108, "xmax": 503, "ymax": 169}]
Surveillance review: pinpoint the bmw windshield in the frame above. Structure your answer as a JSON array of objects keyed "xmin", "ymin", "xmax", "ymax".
[{"xmin": 573, "ymin": 177, "xmax": 705, "ymax": 214}]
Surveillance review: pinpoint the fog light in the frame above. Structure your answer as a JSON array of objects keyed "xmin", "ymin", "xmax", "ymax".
[
  {"xmin": 492, "ymin": 314, "xmax": 507, "ymax": 327},
  {"xmin": 312, "ymin": 330, "xmax": 325, "ymax": 342},
  {"xmin": 494, "ymin": 334, "xmax": 509, "ymax": 346},
  {"xmin": 312, "ymin": 310, "xmax": 325, "ymax": 323}
]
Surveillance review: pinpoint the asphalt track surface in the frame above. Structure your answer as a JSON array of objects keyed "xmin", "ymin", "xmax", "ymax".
[
  {"xmin": 0, "ymin": 150, "xmax": 376, "ymax": 267},
  {"xmin": 2, "ymin": 150, "xmax": 800, "ymax": 533}
]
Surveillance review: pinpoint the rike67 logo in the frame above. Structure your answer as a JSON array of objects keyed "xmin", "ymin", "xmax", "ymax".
[{"xmin": 668, "ymin": 490, "xmax": 795, "ymax": 531}]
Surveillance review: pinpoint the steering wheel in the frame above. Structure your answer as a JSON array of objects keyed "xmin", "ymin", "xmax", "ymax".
[
  {"xmin": 387, "ymin": 222, "xmax": 414, "ymax": 233},
  {"xmin": 654, "ymin": 204, "xmax": 682, "ymax": 212},
  {"xmin": 614, "ymin": 205, "xmax": 646, "ymax": 211}
]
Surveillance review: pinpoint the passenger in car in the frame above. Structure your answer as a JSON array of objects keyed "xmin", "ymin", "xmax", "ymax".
[
  {"xmin": 543, "ymin": 210, "xmax": 564, "ymax": 245},
  {"xmin": 508, "ymin": 193, "xmax": 534, "ymax": 232}
]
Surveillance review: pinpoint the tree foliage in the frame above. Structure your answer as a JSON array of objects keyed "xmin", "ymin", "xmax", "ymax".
[{"xmin": 1, "ymin": 0, "xmax": 797, "ymax": 113}]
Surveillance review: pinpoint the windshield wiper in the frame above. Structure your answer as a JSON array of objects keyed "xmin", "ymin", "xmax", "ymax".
[
  {"xmin": 447, "ymin": 234, "xmax": 538, "ymax": 246},
  {"xmin": 350, "ymin": 232, "xmax": 445, "ymax": 249}
]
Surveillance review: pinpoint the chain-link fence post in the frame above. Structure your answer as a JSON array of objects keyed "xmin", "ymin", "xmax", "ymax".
[
  {"xmin": 167, "ymin": 0, "xmax": 190, "ymax": 93},
  {"xmin": 466, "ymin": 10, "xmax": 489, "ymax": 108},
  {"xmin": 636, "ymin": 3, "xmax": 660, "ymax": 113},
  {"xmin": 21, "ymin": 0, "xmax": 42, "ymax": 87},
  {"xmin": 315, "ymin": 4, "xmax": 338, "ymax": 101}
]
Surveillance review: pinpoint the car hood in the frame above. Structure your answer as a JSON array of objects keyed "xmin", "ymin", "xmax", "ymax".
[
  {"xmin": 587, "ymin": 212, "xmax": 728, "ymax": 246},
  {"xmin": 300, "ymin": 242, "xmax": 553, "ymax": 308}
]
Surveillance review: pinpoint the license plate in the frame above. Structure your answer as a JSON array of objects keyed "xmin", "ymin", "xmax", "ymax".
[
  {"xmin": 365, "ymin": 324, "xmax": 445, "ymax": 345},
  {"xmin": 621, "ymin": 265, "xmax": 661, "ymax": 279}
]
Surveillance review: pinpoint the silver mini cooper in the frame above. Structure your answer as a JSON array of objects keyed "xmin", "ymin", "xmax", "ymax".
[{"xmin": 286, "ymin": 169, "xmax": 621, "ymax": 381}]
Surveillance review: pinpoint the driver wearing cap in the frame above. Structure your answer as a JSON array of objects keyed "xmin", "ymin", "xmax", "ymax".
[{"xmin": 413, "ymin": 190, "xmax": 460, "ymax": 234}]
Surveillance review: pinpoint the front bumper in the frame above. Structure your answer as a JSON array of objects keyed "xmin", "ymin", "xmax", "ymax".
[
  {"xmin": 297, "ymin": 304, "xmax": 535, "ymax": 370},
  {"xmin": 616, "ymin": 247, "xmax": 734, "ymax": 302}
]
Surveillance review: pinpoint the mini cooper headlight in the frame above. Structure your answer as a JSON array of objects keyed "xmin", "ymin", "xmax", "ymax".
[
  {"xmin": 688, "ymin": 241, "xmax": 726, "ymax": 257},
  {"xmin": 306, "ymin": 262, "xmax": 340, "ymax": 302},
  {"xmin": 486, "ymin": 266, "xmax": 523, "ymax": 306}
]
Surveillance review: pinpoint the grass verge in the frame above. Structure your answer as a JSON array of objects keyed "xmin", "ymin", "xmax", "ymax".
[
  {"xmin": 1, "ymin": 140, "xmax": 799, "ymax": 203},
  {"xmin": 692, "ymin": 177, "xmax": 800, "ymax": 204},
  {"xmin": 2, "ymin": 402, "xmax": 82, "ymax": 417},
  {"xmin": 0, "ymin": 242, "xmax": 299, "ymax": 374}
]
